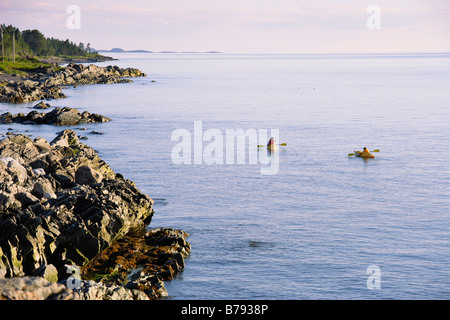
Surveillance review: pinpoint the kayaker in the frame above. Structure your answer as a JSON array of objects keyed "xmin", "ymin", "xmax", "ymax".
[
  {"xmin": 267, "ymin": 137, "xmax": 277, "ymax": 151},
  {"xmin": 267, "ymin": 137, "xmax": 276, "ymax": 147},
  {"xmin": 359, "ymin": 147, "xmax": 374, "ymax": 158}
]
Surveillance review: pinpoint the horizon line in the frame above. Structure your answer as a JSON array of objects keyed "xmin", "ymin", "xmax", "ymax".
[{"xmin": 102, "ymin": 50, "xmax": 450, "ymax": 55}]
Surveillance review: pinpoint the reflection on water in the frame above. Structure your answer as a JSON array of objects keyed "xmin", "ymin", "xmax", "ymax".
[{"xmin": 1, "ymin": 53, "xmax": 449, "ymax": 299}]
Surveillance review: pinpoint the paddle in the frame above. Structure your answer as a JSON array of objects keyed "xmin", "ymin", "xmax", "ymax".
[
  {"xmin": 348, "ymin": 149, "xmax": 380, "ymax": 157},
  {"xmin": 258, "ymin": 143, "xmax": 287, "ymax": 148}
]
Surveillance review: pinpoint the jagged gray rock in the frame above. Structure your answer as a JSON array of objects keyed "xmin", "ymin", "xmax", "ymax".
[
  {"xmin": 0, "ymin": 276, "xmax": 79, "ymax": 300},
  {"xmin": 33, "ymin": 101, "xmax": 51, "ymax": 109},
  {"xmin": 75, "ymin": 165, "xmax": 103, "ymax": 185},
  {"xmin": 0, "ymin": 130, "xmax": 190, "ymax": 300},
  {"xmin": 0, "ymin": 63, "xmax": 146, "ymax": 103},
  {"xmin": 0, "ymin": 130, "xmax": 153, "ymax": 280},
  {"xmin": 0, "ymin": 106, "xmax": 111, "ymax": 126}
]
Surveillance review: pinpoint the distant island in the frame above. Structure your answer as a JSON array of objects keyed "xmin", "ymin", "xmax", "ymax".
[
  {"xmin": 99, "ymin": 48, "xmax": 222, "ymax": 54},
  {"xmin": 98, "ymin": 48, "xmax": 154, "ymax": 53}
]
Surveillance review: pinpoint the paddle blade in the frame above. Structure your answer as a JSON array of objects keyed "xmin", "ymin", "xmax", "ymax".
[
  {"xmin": 371, "ymin": 149, "xmax": 380, "ymax": 152},
  {"xmin": 257, "ymin": 145, "xmax": 264, "ymax": 148},
  {"xmin": 348, "ymin": 153, "xmax": 355, "ymax": 157},
  {"xmin": 279, "ymin": 143, "xmax": 287, "ymax": 146}
]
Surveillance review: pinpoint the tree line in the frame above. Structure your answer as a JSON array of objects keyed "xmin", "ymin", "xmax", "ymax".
[{"xmin": 0, "ymin": 24, "xmax": 97, "ymax": 60}]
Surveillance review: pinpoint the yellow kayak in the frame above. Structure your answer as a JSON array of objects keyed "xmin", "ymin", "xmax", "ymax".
[
  {"xmin": 267, "ymin": 138, "xmax": 278, "ymax": 151},
  {"xmin": 355, "ymin": 150, "xmax": 374, "ymax": 158},
  {"xmin": 267, "ymin": 145, "xmax": 277, "ymax": 152}
]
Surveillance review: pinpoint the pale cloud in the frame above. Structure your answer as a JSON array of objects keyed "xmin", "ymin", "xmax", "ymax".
[
  {"xmin": 33, "ymin": 1, "xmax": 57, "ymax": 9},
  {"xmin": 84, "ymin": 4, "xmax": 164, "ymax": 15}
]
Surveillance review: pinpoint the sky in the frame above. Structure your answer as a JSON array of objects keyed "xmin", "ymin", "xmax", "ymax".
[{"xmin": 1, "ymin": 0, "xmax": 449, "ymax": 53}]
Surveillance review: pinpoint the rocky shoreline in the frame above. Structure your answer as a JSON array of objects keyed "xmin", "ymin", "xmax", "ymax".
[
  {"xmin": 0, "ymin": 130, "xmax": 190, "ymax": 300},
  {"xmin": 0, "ymin": 63, "xmax": 146, "ymax": 103},
  {"xmin": 0, "ymin": 106, "xmax": 111, "ymax": 126},
  {"xmin": 39, "ymin": 55, "xmax": 117, "ymax": 65},
  {"xmin": 0, "ymin": 59, "xmax": 190, "ymax": 300}
]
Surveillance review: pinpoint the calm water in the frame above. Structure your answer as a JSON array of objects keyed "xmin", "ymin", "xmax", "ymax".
[{"xmin": 1, "ymin": 53, "xmax": 449, "ymax": 299}]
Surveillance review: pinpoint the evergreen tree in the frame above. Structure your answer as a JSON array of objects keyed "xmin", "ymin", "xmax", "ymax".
[
  {"xmin": 0, "ymin": 24, "xmax": 33, "ymax": 59},
  {"xmin": 0, "ymin": 24, "xmax": 103, "ymax": 60},
  {"xmin": 22, "ymin": 29, "xmax": 47, "ymax": 56}
]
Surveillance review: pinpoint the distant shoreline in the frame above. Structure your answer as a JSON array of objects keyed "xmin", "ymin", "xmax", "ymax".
[
  {"xmin": 98, "ymin": 48, "xmax": 222, "ymax": 54},
  {"xmin": 39, "ymin": 55, "xmax": 117, "ymax": 65}
]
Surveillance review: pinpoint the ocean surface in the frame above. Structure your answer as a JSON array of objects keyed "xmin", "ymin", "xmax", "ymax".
[{"xmin": 1, "ymin": 53, "xmax": 449, "ymax": 299}]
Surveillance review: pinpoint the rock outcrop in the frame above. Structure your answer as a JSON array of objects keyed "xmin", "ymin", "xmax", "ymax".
[
  {"xmin": 37, "ymin": 63, "xmax": 146, "ymax": 87},
  {"xmin": 0, "ymin": 80, "xmax": 65, "ymax": 103},
  {"xmin": 0, "ymin": 130, "xmax": 152, "ymax": 276},
  {"xmin": 0, "ymin": 106, "xmax": 111, "ymax": 126},
  {"xmin": 33, "ymin": 101, "xmax": 51, "ymax": 109},
  {"xmin": 0, "ymin": 276, "xmax": 79, "ymax": 300},
  {"xmin": 0, "ymin": 63, "xmax": 146, "ymax": 103},
  {"xmin": 0, "ymin": 130, "xmax": 189, "ymax": 300},
  {"xmin": 81, "ymin": 228, "xmax": 191, "ymax": 300}
]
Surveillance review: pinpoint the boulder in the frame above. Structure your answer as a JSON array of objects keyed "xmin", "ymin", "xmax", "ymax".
[
  {"xmin": 32, "ymin": 264, "xmax": 59, "ymax": 283},
  {"xmin": 50, "ymin": 129, "xmax": 79, "ymax": 147},
  {"xmin": 33, "ymin": 101, "xmax": 51, "ymax": 109},
  {"xmin": 75, "ymin": 165, "xmax": 103, "ymax": 185},
  {"xmin": 0, "ymin": 192, "xmax": 21, "ymax": 211},
  {"xmin": 22, "ymin": 80, "xmax": 39, "ymax": 88},
  {"xmin": 31, "ymin": 180, "xmax": 56, "ymax": 199},
  {"xmin": 0, "ymin": 156, "xmax": 28, "ymax": 184},
  {"xmin": 33, "ymin": 137, "xmax": 52, "ymax": 152},
  {"xmin": 0, "ymin": 277, "xmax": 78, "ymax": 300},
  {"xmin": 24, "ymin": 110, "xmax": 45, "ymax": 123},
  {"xmin": 54, "ymin": 107, "xmax": 82, "ymax": 126},
  {"xmin": 0, "ymin": 135, "xmax": 41, "ymax": 162}
]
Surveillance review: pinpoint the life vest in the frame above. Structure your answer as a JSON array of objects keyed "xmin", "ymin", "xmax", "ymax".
[{"xmin": 267, "ymin": 138, "xmax": 276, "ymax": 146}]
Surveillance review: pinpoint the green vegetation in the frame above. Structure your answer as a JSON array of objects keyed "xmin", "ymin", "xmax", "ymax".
[
  {"xmin": 0, "ymin": 24, "xmax": 107, "ymax": 63},
  {"xmin": 82, "ymin": 269, "xmax": 121, "ymax": 282},
  {"xmin": 0, "ymin": 25, "xmax": 32, "ymax": 58},
  {"xmin": 0, "ymin": 58, "xmax": 51, "ymax": 75}
]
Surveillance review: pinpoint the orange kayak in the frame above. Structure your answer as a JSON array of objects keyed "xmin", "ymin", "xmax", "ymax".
[{"xmin": 355, "ymin": 150, "xmax": 374, "ymax": 158}]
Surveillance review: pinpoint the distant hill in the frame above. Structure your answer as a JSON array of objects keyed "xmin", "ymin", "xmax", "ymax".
[
  {"xmin": 99, "ymin": 48, "xmax": 222, "ymax": 54},
  {"xmin": 98, "ymin": 48, "xmax": 153, "ymax": 53}
]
